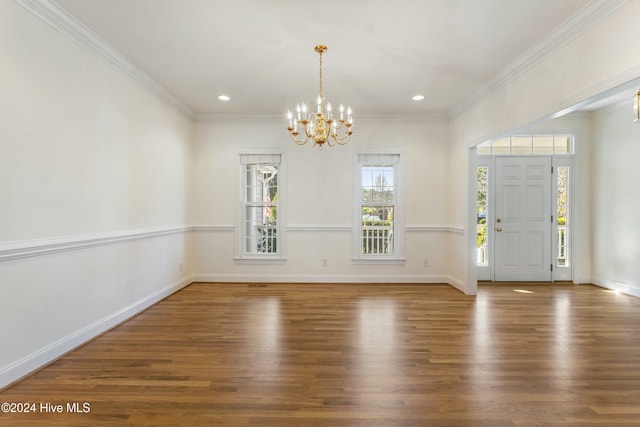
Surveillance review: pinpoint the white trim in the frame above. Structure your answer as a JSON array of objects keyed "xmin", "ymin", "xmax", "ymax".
[
  {"xmin": 0, "ymin": 275, "xmax": 194, "ymax": 390},
  {"xmin": 351, "ymin": 257, "xmax": 406, "ymax": 265},
  {"xmin": 287, "ymin": 224, "xmax": 352, "ymax": 232},
  {"xmin": 191, "ymin": 225, "xmax": 234, "ymax": 232},
  {"xmin": 0, "ymin": 226, "xmax": 190, "ymax": 262},
  {"xmin": 405, "ymin": 225, "xmax": 464, "ymax": 233},
  {"xmin": 450, "ymin": 0, "xmax": 631, "ymax": 118},
  {"xmin": 0, "ymin": 224, "xmax": 467, "ymax": 263},
  {"xmin": 13, "ymin": 0, "xmax": 194, "ymax": 119},
  {"xmin": 447, "ymin": 274, "xmax": 467, "ymax": 294},
  {"xmin": 233, "ymin": 257, "xmax": 287, "ymax": 265},
  {"xmin": 591, "ymin": 277, "xmax": 640, "ymax": 298},
  {"xmin": 194, "ymin": 112, "xmax": 449, "ymax": 123},
  {"xmin": 191, "ymin": 224, "xmax": 464, "ymax": 233}
]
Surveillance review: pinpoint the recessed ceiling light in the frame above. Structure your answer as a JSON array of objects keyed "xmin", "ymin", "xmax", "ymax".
[
  {"xmin": 412, "ymin": 95, "xmax": 425, "ymax": 101},
  {"xmin": 217, "ymin": 95, "xmax": 230, "ymax": 101}
]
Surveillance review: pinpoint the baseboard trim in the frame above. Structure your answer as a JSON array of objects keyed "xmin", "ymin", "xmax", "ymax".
[
  {"xmin": 591, "ymin": 277, "xmax": 640, "ymax": 298},
  {"xmin": 0, "ymin": 275, "xmax": 195, "ymax": 390},
  {"xmin": 192, "ymin": 273, "xmax": 456, "ymax": 285},
  {"xmin": 446, "ymin": 275, "xmax": 469, "ymax": 294}
]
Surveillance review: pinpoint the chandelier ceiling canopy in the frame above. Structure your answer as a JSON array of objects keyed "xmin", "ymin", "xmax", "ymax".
[{"xmin": 287, "ymin": 45, "xmax": 353, "ymax": 148}]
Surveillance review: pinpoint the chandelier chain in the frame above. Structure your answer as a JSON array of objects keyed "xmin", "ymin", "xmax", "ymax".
[{"xmin": 319, "ymin": 49, "xmax": 323, "ymax": 100}]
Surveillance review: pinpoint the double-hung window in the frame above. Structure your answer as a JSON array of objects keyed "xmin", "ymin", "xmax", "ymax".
[
  {"xmin": 354, "ymin": 152, "xmax": 403, "ymax": 260},
  {"xmin": 239, "ymin": 153, "xmax": 281, "ymax": 258}
]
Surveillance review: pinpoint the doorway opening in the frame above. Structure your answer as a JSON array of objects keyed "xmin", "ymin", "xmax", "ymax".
[{"xmin": 476, "ymin": 134, "xmax": 574, "ymax": 282}]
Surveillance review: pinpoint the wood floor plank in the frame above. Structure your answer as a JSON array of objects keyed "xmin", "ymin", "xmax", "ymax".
[{"xmin": 1, "ymin": 282, "xmax": 640, "ymax": 426}]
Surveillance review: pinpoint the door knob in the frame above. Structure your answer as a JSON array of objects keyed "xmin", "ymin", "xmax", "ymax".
[
  {"xmin": 496, "ymin": 227, "xmax": 502, "ymax": 232},
  {"xmin": 496, "ymin": 218, "xmax": 502, "ymax": 223}
]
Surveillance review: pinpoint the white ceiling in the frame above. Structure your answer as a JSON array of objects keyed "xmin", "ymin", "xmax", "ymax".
[{"xmin": 54, "ymin": 0, "xmax": 593, "ymax": 117}]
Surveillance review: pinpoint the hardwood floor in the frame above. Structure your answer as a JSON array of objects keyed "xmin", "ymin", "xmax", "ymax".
[{"xmin": 2, "ymin": 282, "xmax": 640, "ymax": 426}]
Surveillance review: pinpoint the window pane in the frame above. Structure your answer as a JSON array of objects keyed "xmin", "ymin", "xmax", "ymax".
[
  {"xmin": 243, "ymin": 161, "xmax": 279, "ymax": 255},
  {"xmin": 557, "ymin": 166, "xmax": 569, "ymax": 267},
  {"xmin": 476, "ymin": 166, "xmax": 488, "ymax": 267},
  {"xmin": 491, "ymin": 137, "xmax": 510, "ymax": 154},
  {"xmin": 362, "ymin": 205, "xmax": 394, "ymax": 254},
  {"xmin": 362, "ymin": 166, "xmax": 394, "ymax": 204},
  {"xmin": 554, "ymin": 135, "xmax": 572, "ymax": 154},
  {"xmin": 360, "ymin": 162, "xmax": 396, "ymax": 256},
  {"xmin": 511, "ymin": 136, "xmax": 532, "ymax": 154},
  {"xmin": 532, "ymin": 135, "xmax": 554, "ymax": 154},
  {"xmin": 477, "ymin": 143, "xmax": 491, "ymax": 155}
]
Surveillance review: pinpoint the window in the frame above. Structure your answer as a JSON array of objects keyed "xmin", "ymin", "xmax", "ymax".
[
  {"xmin": 476, "ymin": 165, "xmax": 489, "ymax": 267},
  {"xmin": 240, "ymin": 153, "xmax": 281, "ymax": 257},
  {"xmin": 477, "ymin": 134, "xmax": 574, "ymax": 155},
  {"xmin": 556, "ymin": 164, "xmax": 570, "ymax": 267},
  {"xmin": 355, "ymin": 153, "xmax": 403, "ymax": 259}
]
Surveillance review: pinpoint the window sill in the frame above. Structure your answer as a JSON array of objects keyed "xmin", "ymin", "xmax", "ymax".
[
  {"xmin": 233, "ymin": 256, "xmax": 287, "ymax": 265},
  {"xmin": 352, "ymin": 257, "xmax": 406, "ymax": 265}
]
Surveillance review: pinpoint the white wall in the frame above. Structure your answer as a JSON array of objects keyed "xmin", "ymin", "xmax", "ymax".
[
  {"xmin": 591, "ymin": 102, "xmax": 640, "ymax": 296},
  {"xmin": 449, "ymin": 0, "xmax": 640, "ymax": 293},
  {"xmin": 0, "ymin": 1, "xmax": 194, "ymax": 388},
  {"xmin": 192, "ymin": 117, "xmax": 460, "ymax": 286}
]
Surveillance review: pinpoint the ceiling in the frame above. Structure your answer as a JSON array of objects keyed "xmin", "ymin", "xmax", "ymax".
[{"xmin": 54, "ymin": 0, "xmax": 594, "ymax": 117}]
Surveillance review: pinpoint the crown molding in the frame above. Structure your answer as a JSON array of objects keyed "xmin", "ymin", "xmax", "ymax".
[
  {"xmin": 449, "ymin": 0, "xmax": 631, "ymax": 119},
  {"xmin": 13, "ymin": 0, "xmax": 195, "ymax": 119},
  {"xmin": 194, "ymin": 113, "xmax": 285, "ymax": 123},
  {"xmin": 194, "ymin": 112, "xmax": 449, "ymax": 124}
]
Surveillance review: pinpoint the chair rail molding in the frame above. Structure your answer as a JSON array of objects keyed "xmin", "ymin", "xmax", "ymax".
[{"xmin": 0, "ymin": 226, "xmax": 190, "ymax": 262}]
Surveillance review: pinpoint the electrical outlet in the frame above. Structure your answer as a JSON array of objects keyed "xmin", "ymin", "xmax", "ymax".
[
  {"xmin": 179, "ymin": 262, "xmax": 183, "ymax": 271},
  {"xmin": 423, "ymin": 259, "xmax": 429, "ymax": 267},
  {"xmin": 322, "ymin": 258, "xmax": 328, "ymax": 267}
]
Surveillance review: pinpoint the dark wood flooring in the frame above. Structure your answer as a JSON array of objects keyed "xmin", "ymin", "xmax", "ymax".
[{"xmin": 1, "ymin": 282, "xmax": 640, "ymax": 426}]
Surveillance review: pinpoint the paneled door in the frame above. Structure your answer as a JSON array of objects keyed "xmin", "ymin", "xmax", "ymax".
[{"xmin": 494, "ymin": 157, "xmax": 552, "ymax": 281}]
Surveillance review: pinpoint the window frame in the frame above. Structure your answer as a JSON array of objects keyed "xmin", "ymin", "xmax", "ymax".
[
  {"xmin": 552, "ymin": 157, "xmax": 572, "ymax": 280},
  {"xmin": 235, "ymin": 150, "xmax": 286, "ymax": 263},
  {"xmin": 352, "ymin": 150, "xmax": 405, "ymax": 263},
  {"xmin": 476, "ymin": 158, "xmax": 492, "ymax": 280}
]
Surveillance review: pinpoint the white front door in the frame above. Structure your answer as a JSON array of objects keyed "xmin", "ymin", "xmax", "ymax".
[{"xmin": 494, "ymin": 157, "xmax": 552, "ymax": 281}]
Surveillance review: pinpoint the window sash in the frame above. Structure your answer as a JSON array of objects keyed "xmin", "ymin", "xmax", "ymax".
[
  {"xmin": 358, "ymin": 157, "xmax": 398, "ymax": 257},
  {"xmin": 241, "ymin": 155, "xmax": 280, "ymax": 256}
]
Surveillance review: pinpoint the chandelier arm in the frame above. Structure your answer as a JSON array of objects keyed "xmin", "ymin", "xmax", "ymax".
[
  {"xmin": 331, "ymin": 133, "xmax": 351, "ymax": 145},
  {"xmin": 289, "ymin": 132, "xmax": 310, "ymax": 145}
]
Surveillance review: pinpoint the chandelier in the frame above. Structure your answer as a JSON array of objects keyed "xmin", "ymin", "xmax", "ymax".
[{"xmin": 287, "ymin": 45, "xmax": 353, "ymax": 147}]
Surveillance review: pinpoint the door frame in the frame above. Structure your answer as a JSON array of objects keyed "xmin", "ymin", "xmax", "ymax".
[{"xmin": 476, "ymin": 155, "xmax": 574, "ymax": 282}]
